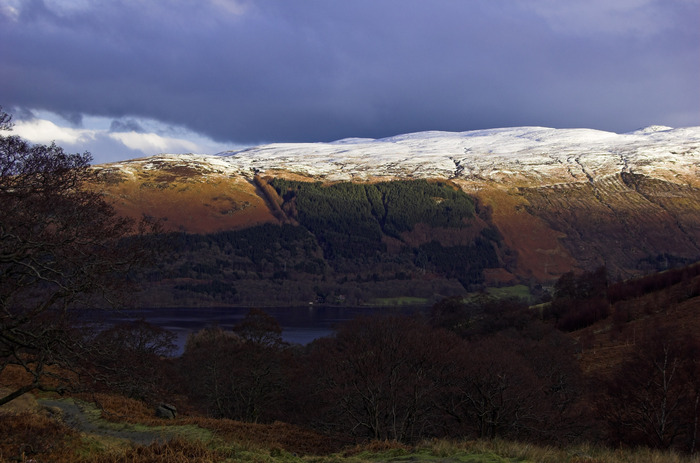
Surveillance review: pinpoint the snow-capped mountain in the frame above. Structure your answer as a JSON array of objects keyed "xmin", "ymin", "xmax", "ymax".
[
  {"xmin": 97, "ymin": 126, "xmax": 700, "ymax": 296},
  {"xmin": 106, "ymin": 126, "xmax": 700, "ymax": 187}
]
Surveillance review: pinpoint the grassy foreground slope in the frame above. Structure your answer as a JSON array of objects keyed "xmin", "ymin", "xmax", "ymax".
[{"xmin": 2, "ymin": 394, "xmax": 698, "ymax": 463}]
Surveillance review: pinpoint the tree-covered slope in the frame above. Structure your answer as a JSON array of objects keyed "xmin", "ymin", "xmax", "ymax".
[{"xmin": 135, "ymin": 179, "xmax": 508, "ymax": 307}]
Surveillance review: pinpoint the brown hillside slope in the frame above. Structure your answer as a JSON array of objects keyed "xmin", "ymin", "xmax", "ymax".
[
  {"xmin": 459, "ymin": 182, "xmax": 576, "ymax": 281},
  {"xmin": 96, "ymin": 162, "xmax": 278, "ymax": 233},
  {"xmin": 94, "ymin": 158, "xmax": 700, "ymax": 282},
  {"xmin": 576, "ymin": 274, "xmax": 700, "ymax": 377},
  {"xmin": 520, "ymin": 174, "xmax": 700, "ymax": 278}
]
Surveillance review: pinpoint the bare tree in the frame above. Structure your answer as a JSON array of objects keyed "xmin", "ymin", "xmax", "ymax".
[
  {"xmin": 180, "ymin": 310, "xmax": 288, "ymax": 422},
  {"xmin": 233, "ymin": 307, "xmax": 284, "ymax": 347},
  {"xmin": 308, "ymin": 315, "xmax": 458, "ymax": 443},
  {"xmin": 0, "ymin": 107, "xmax": 157, "ymax": 405},
  {"xmin": 435, "ymin": 335, "xmax": 539, "ymax": 440},
  {"xmin": 600, "ymin": 325, "xmax": 700, "ymax": 451},
  {"xmin": 86, "ymin": 319, "xmax": 176, "ymax": 400}
]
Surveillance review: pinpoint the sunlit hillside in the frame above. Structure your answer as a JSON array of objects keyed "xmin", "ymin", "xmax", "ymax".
[{"xmin": 93, "ymin": 126, "xmax": 700, "ymax": 306}]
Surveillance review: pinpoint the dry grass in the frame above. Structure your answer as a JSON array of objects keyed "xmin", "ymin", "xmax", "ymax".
[
  {"xmin": 102, "ymin": 173, "xmax": 277, "ymax": 234},
  {"xmin": 338, "ymin": 438, "xmax": 700, "ymax": 463},
  {"xmin": 0, "ymin": 411, "xmax": 81, "ymax": 463},
  {"xmin": 82, "ymin": 437, "xmax": 226, "ymax": 463},
  {"xmin": 3, "ymin": 405, "xmax": 700, "ymax": 463},
  {"xmin": 79, "ymin": 392, "xmax": 197, "ymax": 426},
  {"xmin": 341, "ymin": 439, "xmax": 412, "ymax": 457},
  {"xmin": 0, "ymin": 363, "xmax": 80, "ymax": 394},
  {"xmin": 77, "ymin": 391, "xmax": 342, "ymax": 455},
  {"xmin": 192, "ymin": 417, "xmax": 345, "ymax": 455},
  {"xmin": 437, "ymin": 439, "xmax": 700, "ymax": 463},
  {"xmin": 0, "ymin": 364, "xmax": 33, "ymax": 389},
  {"xmin": 0, "ymin": 387, "xmax": 40, "ymax": 415},
  {"xmin": 83, "ymin": 392, "xmax": 161, "ymax": 423}
]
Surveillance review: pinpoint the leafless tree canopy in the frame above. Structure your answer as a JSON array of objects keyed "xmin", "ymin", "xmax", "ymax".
[{"xmin": 0, "ymin": 107, "xmax": 156, "ymax": 406}]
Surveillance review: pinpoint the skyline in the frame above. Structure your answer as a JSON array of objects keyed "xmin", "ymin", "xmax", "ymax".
[{"xmin": 2, "ymin": 0, "xmax": 699, "ymax": 164}]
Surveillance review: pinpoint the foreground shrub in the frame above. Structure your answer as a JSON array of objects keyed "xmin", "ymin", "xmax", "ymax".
[{"xmin": 0, "ymin": 411, "xmax": 79, "ymax": 462}]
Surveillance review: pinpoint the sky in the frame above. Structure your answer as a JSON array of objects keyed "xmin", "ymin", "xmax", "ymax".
[{"xmin": 1, "ymin": 0, "xmax": 699, "ymax": 165}]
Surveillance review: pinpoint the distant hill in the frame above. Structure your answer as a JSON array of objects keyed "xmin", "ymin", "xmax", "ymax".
[{"xmin": 93, "ymin": 126, "xmax": 700, "ymax": 307}]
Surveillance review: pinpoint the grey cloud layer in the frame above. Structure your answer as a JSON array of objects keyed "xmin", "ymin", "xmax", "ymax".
[{"xmin": 2, "ymin": 0, "xmax": 698, "ymax": 145}]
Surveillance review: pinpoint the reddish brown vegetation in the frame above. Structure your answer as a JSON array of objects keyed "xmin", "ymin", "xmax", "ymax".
[
  {"xmin": 544, "ymin": 266, "xmax": 610, "ymax": 331},
  {"xmin": 104, "ymin": 174, "xmax": 277, "ymax": 233},
  {"xmin": 608, "ymin": 262, "xmax": 700, "ymax": 304},
  {"xmin": 468, "ymin": 185, "xmax": 577, "ymax": 280},
  {"xmin": 86, "ymin": 438, "xmax": 225, "ymax": 463},
  {"xmin": 0, "ymin": 412, "xmax": 80, "ymax": 463}
]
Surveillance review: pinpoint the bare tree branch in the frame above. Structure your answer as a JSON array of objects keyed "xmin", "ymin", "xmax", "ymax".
[{"xmin": 0, "ymin": 107, "xmax": 159, "ymax": 406}]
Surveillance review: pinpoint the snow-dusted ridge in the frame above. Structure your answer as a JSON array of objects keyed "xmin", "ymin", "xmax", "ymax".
[{"xmin": 104, "ymin": 126, "xmax": 700, "ymax": 187}]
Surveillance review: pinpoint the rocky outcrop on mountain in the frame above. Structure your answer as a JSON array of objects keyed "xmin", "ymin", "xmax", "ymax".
[{"xmin": 95, "ymin": 126, "xmax": 700, "ymax": 298}]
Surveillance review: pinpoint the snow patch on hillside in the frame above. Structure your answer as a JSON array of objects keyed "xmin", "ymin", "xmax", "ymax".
[{"xmin": 628, "ymin": 125, "xmax": 674, "ymax": 134}]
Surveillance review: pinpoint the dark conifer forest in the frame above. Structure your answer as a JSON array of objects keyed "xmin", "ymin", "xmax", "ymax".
[{"xmin": 136, "ymin": 179, "xmax": 506, "ymax": 307}]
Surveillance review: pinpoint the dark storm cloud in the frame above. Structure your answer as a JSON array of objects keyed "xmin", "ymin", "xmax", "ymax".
[
  {"xmin": 1, "ymin": 0, "xmax": 698, "ymax": 147},
  {"xmin": 110, "ymin": 118, "xmax": 144, "ymax": 133},
  {"xmin": 55, "ymin": 110, "xmax": 83, "ymax": 127}
]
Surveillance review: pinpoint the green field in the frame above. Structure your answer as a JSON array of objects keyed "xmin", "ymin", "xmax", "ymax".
[
  {"xmin": 485, "ymin": 284, "xmax": 532, "ymax": 302},
  {"xmin": 366, "ymin": 296, "xmax": 430, "ymax": 306}
]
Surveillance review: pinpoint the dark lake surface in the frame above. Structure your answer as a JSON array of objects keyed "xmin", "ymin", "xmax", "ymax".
[{"xmin": 91, "ymin": 305, "xmax": 427, "ymax": 354}]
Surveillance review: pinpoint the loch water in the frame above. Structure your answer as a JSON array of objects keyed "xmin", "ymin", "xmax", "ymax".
[{"xmin": 89, "ymin": 305, "xmax": 426, "ymax": 355}]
